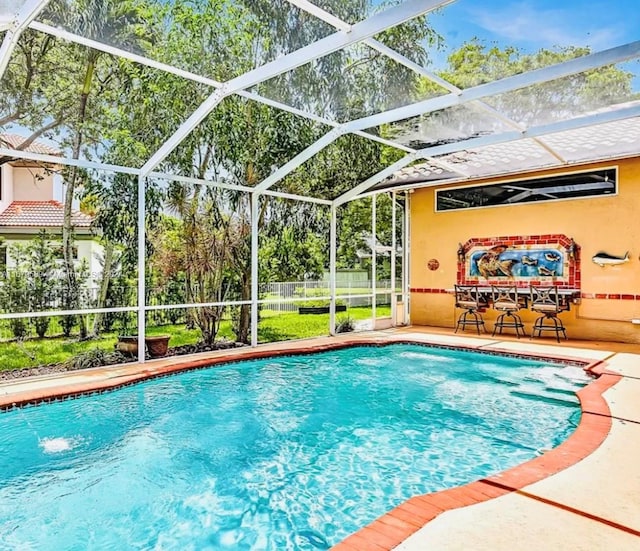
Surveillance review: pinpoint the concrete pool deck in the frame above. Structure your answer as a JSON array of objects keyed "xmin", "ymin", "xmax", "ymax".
[{"xmin": 1, "ymin": 327, "xmax": 638, "ymax": 550}]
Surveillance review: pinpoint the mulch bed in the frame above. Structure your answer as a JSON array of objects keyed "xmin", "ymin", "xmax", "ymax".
[{"xmin": 0, "ymin": 340, "xmax": 245, "ymax": 381}]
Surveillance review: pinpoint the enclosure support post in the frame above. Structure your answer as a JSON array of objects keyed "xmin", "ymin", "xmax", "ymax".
[
  {"xmin": 250, "ymin": 192, "xmax": 260, "ymax": 347},
  {"xmin": 403, "ymin": 191, "xmax": 411, "ymax": 325},
  {"xmin": 329, "ymin": 204, "xmax": 337, "ymax": 335},
  {"xmin": 391, "ymin": 191, "xmax": 397, "ymax": 327},
  {"xmin": 372, "ymin": 194, "xmax": 377, "ymax": 326},
  {"xmin": 137, "ymin": 174, "xmax": 146, "ymax": 363}
]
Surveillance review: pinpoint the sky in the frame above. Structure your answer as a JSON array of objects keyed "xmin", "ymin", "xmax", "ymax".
[{"xmin": 425, "ymin": 0, "xmax": 639, "ymax": 84}]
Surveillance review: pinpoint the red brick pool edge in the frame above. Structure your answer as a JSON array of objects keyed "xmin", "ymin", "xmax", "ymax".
[{"xmin": 332, "ymin": 361, "xmax": 621, "ymax": 551}]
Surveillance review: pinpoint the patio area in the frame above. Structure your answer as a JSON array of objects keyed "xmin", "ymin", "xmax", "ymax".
[{"xmin": 1, "ymin": 326, "xmax": 639, "ymax": 550}]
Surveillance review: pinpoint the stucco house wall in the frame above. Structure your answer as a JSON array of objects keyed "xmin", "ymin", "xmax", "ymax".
[
  {"xmin": 0, "ymin": 159, "xmax": 103, "ymax": 286},
  {"xmin": 409, "ymin": 157, "xmax": 640, "ymax": 343},
  {"xmin": 11, "ymin": 166, "xmax": 54, "ymax": 201}
]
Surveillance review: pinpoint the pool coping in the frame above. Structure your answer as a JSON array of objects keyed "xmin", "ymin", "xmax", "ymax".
[{"xmin": 0, "ymin": 332, "xmax": 626, "ymax": 549}]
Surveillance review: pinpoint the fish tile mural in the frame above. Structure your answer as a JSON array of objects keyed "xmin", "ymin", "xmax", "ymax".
[
  {"xmin": 457, "ymin": 234, "xmax": 579, "ymax": 288},
  {"xmin": 469, "ymin": 244, "xmax": 565, "ymax": 279}
]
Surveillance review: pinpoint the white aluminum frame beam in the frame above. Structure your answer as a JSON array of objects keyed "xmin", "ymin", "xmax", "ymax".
[
  {"xmin": 137, "ymin": 174, "xmax": 146, "ymax": 363},
  {"xmin": 391, "ymin": 191, "xmax": 397, "ymax": 327},
  {"xmin": 285, "ymin": 0, "xmax": 351, "ymax": 32},
  {"xmin": 336, "ymin": 103, "xmax": 640, "ymax": 204},
  {"xmin": 403, "ymin": 191, "xmax": 410, "ymax": 324},
  {"xmin": 371, "ymin": 194, "xmax": 377, "ymax": 323},
  {"xmin": 254, "ymin": 128, "xmax": 346, "ymax": 192},
  {"xmin": 139, "ymin": 0, "xmax": 452, "ymax": 176},
  {"xmin": 140, "ymin": 88, "xmax": 228, "ymax": 175},
  {"xmin": 345, "ymin": 41, "xmax": 640, "ymax": 132},
  {"xmin": 29, "ymin": 20, "xmax": 224, "ymax": 88},
  {"xmin": 150, "ymin": 172, "xmax": 252, "ymax": 193},
  {"xmin": 329, "ymin": 204, "xmax": 337, "ymax": 335},
  {"xmin": 335, "ymin": 154, "xmax": 418, "ymax": 206},
  {"xmin": 250, "ymin": 192, "xmax": 260, "ymax": 347},
  {"xmin": 0, "ymin": 147, "xmax": 140, "ymax": 174},
  {"xmin": 256, "ymin": 36, "xmax": 640, "ymax": 197},
  {"xmin": 0, "ymin": 305, "xmax": 135, "ymax": 320},
  {"xmin": 264, "ymin": 189, "xmax": 332, "ymax": 206},
  {"xmin": 0, "ymin": 0, "xmax": 50, "ymax": 78}
]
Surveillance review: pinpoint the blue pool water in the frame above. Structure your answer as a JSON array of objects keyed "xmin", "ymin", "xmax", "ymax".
[{"xmin": 0, "ymin": 344, "xmax": 590, "ymax": 550}]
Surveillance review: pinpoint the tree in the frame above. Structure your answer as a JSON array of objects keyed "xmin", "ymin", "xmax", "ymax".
[
  {"xmin": 164, "ymin": 184, "xmax": 247, "ymax": 345},
  {"xmin": 0, "ymin": 0, "xmax": 442, "ymax": 346},
  {"xmin": 0, "ymin": 246, "xmax": 29, "ymax": 338},
  {"xmin": 24, "ymin": 230, "xmax": 59, "ymax": 338},
  {"xmin": 259, "ymin": 226, "xmax": 326, "ymax": 282},
  {"xmin": 419, "ymin": 41, "xmax": 636, "ymax": 145},
  {"xmin": 0, "ymin": 31, "xmax": 77, "ymax": 164},
  {"xmin": 45, "ymin": 0, "xmax": 146, "ymax": 339}
]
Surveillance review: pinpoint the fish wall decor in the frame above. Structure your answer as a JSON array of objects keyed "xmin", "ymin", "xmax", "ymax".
[
  {"xmin": 591, "ymin": 251, "xmax": 630, "ymax": 267},
  {"xmin": 469, "ymin": 244, "xmax": 565, "ymax": 279}
]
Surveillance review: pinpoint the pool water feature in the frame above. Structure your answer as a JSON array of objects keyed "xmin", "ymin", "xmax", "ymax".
[{"xmin": 0, "ymin": 344, "xmax": 591, "ymax": 550}]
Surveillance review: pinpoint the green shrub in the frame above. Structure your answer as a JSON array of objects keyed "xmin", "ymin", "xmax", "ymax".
[
  {"xmin": 300, "ymin": 299, "xmax": 346, "ymax": 308},
  {"xmin": 335, "ymin": 315, "xmax": 355, "ymax": 333}
]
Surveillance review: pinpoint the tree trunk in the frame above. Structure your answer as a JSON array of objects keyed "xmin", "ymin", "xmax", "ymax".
[
  {"xmin": 62, "ymin": 51, "xmax": 98, "ymax": 339},
  {"xmin": 91, "ymin": 241, "xmax": 115, "ymax": 336},
  {"xmin": 237, "ymin": 274, "xmax": 251, "ymax": 344}
]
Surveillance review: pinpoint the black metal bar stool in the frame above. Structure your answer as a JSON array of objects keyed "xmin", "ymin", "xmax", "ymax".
[
  {"xmin": 530, "ymin": 286, "xmax": 568, "ymax": 342},
  {"xmin": 490, "ymin": 285, "xmax": 527, "ymax": 337},
  {"xmin": 454, "ymin": 285, "xmax": 487, "ymax": 334}
]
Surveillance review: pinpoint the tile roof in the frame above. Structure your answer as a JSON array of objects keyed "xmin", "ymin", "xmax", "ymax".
[
  {"xmin": 0, "ymin": 201, "xmax": 93, "ymax": 228},
  {"xmin": 0, "ymin": 134, "xmax": 62, "ymax": 157}
]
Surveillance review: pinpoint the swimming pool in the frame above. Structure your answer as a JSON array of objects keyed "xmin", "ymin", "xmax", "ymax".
[{"xmin": 0, "ymin": 343, "xmax": 591, "ymax": 550}]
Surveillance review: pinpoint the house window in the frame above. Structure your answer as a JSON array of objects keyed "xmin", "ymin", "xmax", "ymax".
[
  {"xmin": 53, "ymin": 245, "xmax": 79, "ymax": 260},
  {"xmin": 0, "ymin": 245, "xmax": 6, "ymax": 275},
  {"xmin": 435, "ymin": 168, "xmax": 617, "ymax": 212}
]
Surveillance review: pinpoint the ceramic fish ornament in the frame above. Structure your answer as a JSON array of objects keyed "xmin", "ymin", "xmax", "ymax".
[{"xmin": 591, "ymin": 251, "xmax": 630, "ymax": 267}]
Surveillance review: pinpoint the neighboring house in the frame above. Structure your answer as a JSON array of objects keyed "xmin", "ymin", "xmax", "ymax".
[{"xmin": 0, "ymin": 134, "xmax": 103, "ymax": 282}]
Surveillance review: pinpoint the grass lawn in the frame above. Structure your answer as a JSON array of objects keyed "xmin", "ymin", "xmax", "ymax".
[
  {"xmin": 0, "ymin": 305, "xmax": 391, "ymax": 372},
  {"xmin": 258, "ymin": 305, "xmax": 390, "ymax": 342}
]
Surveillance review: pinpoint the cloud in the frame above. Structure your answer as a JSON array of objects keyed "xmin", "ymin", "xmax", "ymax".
[{"xmin": 466, "ymin": 1, "xmax": 623, "ymax": 51}]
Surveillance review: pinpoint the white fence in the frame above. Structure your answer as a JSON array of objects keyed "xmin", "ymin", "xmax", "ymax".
[{"xmin": 260, "ymin": 280, "xmax": 399, "ymax": 312}]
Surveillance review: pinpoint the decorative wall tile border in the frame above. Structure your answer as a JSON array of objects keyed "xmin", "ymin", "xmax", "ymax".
[
  {"xmin": 410, "ymin": 288, "xmax": 639, "ymax": 300},
  {"xmin": 580, "ymin": 293, "xmax": 640, "ymax": 300}
]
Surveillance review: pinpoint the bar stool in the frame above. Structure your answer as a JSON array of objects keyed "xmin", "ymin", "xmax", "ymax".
[
  {"xmin": 490, "ymin": 285, "xmax": 527, "ymax": 337},
  {"xmin": 454, "ymin": 285, "xmax": 487, "ymax": 334},
  {"xmin": 530, "ymin": 286, "xmax": 568, "ymax": 342}
]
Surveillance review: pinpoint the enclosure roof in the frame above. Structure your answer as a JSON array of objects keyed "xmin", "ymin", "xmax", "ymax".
[
  {"xmin": 1, "ymin": 0, "xmax": 639, "ymax": 204},
  {"xmin": 379, "ymin": 107, "xmax": 640, "ymax": 191}
]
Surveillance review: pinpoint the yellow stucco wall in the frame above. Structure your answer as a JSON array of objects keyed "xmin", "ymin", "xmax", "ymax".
[{"xmin": 410, "ymin": 158, "xmax": 640, "ymax": 343}]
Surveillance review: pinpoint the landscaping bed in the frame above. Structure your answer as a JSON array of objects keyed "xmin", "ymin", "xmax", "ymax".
[{"xmin": 298, "ymin": 305, "xmax": 347, "ymax": 314}]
